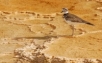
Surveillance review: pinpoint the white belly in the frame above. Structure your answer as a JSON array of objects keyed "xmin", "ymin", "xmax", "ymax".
[{"xmin": 65, "ymin": 20, "xmax": 79, "ymax": 25}]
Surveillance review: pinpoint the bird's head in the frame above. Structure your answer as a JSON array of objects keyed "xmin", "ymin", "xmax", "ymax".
[{"xmin": 61, "ymin": 8, "xmax": 69, "ymax": 14}]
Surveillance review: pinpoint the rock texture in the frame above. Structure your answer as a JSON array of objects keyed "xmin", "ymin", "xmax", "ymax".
[{"xmin": 0, "ymin": 0, "xmax": 102, "ymax": 63}]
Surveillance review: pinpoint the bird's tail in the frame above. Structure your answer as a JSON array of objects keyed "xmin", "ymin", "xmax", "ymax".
[{"xmin": 85, "ymin": 22, "xmax": 94, "ymax": 26}]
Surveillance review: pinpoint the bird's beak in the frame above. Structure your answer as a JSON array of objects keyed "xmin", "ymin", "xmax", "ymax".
[{"xmin": 61, "ymin": 11, "xmax": 63, "ymax": 13}]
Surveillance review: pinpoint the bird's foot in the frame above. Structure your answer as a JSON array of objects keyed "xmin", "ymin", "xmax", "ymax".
[
  {"xmin": 69, "ymin": 34, "xmax": 76, "ymax": 38},
  {"xmin": 78, "ymin": 28, "xmax": 87, "ymax": 34}
]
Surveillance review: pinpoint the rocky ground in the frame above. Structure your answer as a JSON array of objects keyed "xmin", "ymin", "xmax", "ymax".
[{"xmin": 0, "ymin": 0, "xmax": 102, "ymax": 63}]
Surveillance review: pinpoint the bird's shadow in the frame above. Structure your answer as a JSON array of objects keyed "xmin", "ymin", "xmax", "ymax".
[{"xmin": 13, "ymin": 35, "xmax": 72, "ymax": 40}]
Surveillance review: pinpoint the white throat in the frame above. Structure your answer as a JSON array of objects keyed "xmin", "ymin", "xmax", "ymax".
[{"xmin": 64, "ymin": 11, "xmax": 69, "ymax": 14}]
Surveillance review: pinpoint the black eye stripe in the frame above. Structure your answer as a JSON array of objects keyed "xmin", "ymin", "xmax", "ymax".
[{"xmin": 62, "ymin": 8, "xmax": 68, "ymax": 12}]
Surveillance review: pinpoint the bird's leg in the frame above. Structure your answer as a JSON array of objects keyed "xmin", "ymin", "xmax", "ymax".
[{"xmin": 70, "ymin": 25, "xmax": 75, "ymax": 36}]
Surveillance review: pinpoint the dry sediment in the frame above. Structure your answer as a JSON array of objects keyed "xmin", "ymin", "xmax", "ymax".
[{"xmin": 0, "ymin": 0, "xmax": 102, "ymax": 63}]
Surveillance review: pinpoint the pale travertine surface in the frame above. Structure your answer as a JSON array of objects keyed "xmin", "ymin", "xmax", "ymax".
[{"xmin": 0, "ymin": 0, "xmax": 102, "ymax": 63}]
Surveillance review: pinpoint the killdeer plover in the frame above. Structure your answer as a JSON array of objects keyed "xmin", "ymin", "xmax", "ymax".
[{"xmin": 61, "ymin": 8, "xmax": 94, "ymax": 36}]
